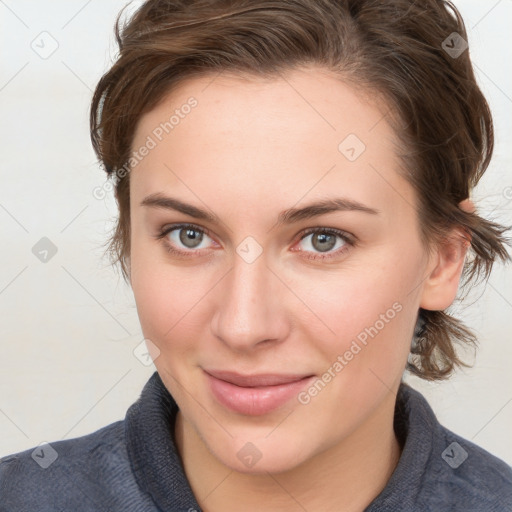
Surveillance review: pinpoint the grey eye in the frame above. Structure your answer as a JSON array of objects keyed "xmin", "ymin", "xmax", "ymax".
[{"xmin": 168, "ymin": 227, "xmax": 211, "ymax": 250}]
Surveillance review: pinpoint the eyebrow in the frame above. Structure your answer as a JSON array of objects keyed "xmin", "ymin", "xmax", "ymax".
[{"xmin": 140, "ymin": 193, "xmax": 380, "ymax": 226}]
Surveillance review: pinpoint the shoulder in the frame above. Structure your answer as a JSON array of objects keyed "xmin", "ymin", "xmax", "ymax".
[
  {"xmin": 400, "ymin": 384, "xmax": 512, "ymax": 511},
  {"xmin": 0, "ymin": 420, "xmax": 156, "ymax": 512},
  {"xmin": 425, "ymin": 422, "xmax": 512, "ymax": 510}
]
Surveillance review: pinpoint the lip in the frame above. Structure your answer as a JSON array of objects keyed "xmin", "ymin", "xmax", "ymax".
[{"xmin": 204, "ymin": 369, "xmax": 315, "ymax": 416}]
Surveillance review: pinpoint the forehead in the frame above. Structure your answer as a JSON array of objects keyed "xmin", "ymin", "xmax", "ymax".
[
  {"xmin": 135, "ymin": 66, "xmax": 394, "ymax": 154},
  {"xmin": 130, "ymin": 66, "xmax": 414, "ymax": 220}
]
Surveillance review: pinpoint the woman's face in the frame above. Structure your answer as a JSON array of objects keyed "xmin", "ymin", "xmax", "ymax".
[{"xmin": 128, "ymin": 66, "xmax": 433, "ymax": 473}]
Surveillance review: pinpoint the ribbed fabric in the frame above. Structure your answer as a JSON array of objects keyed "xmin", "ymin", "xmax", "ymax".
[
  {"xmin": 124, "ymin": 373, "xmax": 201, "ymax": 511},
  {"xmin": 1, "ymin": 371, "xmax": 511, "ymax": 511}
]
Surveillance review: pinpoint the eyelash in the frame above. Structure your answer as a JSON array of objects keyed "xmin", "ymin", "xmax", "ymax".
[{"xmin": 154, "ymin": 223, "xmax": 355, "ymax": 261}]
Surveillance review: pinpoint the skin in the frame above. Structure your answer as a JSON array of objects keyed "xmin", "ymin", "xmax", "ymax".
[{"xmin": 128, "ymin": 65, "xmax": 470, "ymax": 511}]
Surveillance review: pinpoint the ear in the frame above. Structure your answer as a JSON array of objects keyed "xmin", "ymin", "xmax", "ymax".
[{"xmin": 419, "ymin": 199, "xmax": 474, "ymax": 311}]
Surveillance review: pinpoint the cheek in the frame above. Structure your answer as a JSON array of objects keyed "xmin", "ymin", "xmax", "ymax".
[
  {"xmin": 298, "ymin": 245, "xmax": 422, "ymax": 378},
  {"xmin": 130, "ymin": 244, "xmax": 220, "ymax": 373},
  {"xmin": 297, "ymin": 275, "xmax": 417, "ymax": 426},
  {"xmin": 302, "ymin": 281, "xmax": 413, "ymax": 381},
  {"xmin": 130, "ymin": 237, "xmax": 181, "ymax": 345},
  {"xmin": 131, "ymin": 266, "xmax": 199, "ymax": 346},
  {"xmin": 305, "ymin": 249, "xmax": 419, "ymax": 332}
]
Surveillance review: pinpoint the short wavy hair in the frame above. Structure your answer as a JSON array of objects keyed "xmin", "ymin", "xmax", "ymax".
[{"xmin": 90, "ymin": 0, "xmax": 511, "ymax": 380}]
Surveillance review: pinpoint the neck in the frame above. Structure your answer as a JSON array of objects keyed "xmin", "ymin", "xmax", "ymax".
[{"xmin": 175, "ymin": 390, "xmax": 401, "ymax": 512}]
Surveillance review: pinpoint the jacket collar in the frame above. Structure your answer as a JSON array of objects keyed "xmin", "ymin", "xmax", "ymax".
[{"xmin": 125, "ymin": 371, "xmax": 201, "ymax": 512}]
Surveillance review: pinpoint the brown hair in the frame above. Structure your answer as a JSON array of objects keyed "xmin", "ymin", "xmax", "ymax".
[{"xmin": 90, "ymin": 0, "xmax": 510, "ymax": 380}]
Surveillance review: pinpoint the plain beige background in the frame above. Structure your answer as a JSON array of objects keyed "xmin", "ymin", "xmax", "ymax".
[{"xmin": 0, "ymin": 0, "xmax": 511, "ymax": 466}]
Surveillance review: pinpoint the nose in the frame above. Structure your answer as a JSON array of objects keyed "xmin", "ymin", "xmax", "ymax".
[{"xmin": 211, "ymin": 250, "xmax": 289, "ymax": 353}]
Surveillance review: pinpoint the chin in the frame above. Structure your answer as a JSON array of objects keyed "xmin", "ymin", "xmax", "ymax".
[{"xmin": 208, "ymin": 433, "xmax": 317, "ymax": 475}]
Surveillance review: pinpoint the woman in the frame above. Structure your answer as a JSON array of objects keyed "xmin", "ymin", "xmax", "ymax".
[{"xmin": 1, "ymin": 0, "xmax": 511, "ymax": 510}]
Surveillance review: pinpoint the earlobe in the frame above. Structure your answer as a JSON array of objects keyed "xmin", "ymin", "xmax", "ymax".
[
  {"xmin": 458, "ymin": 198, "xmax": 476, "ymax": 214},
  {"xmin": 419, "ymin": 230, "xmax": 471, "ymax": 311}
]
